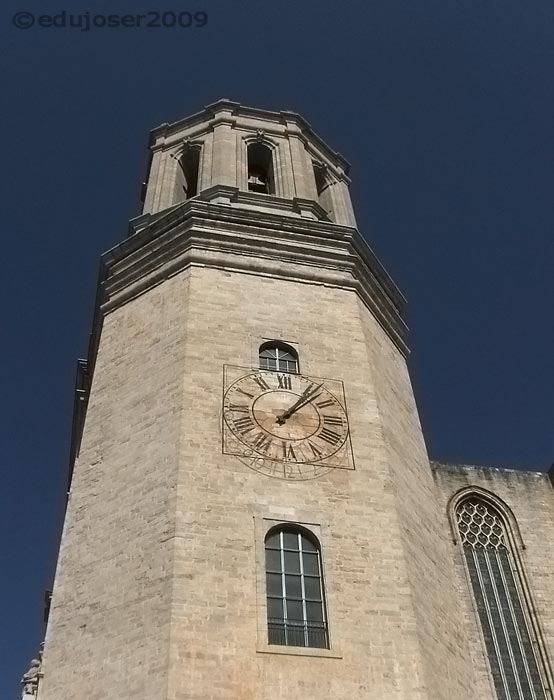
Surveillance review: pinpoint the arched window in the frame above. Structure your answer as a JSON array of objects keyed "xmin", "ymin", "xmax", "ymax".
[
  {"xmin": 313, "ymin": 161, "xmax": 328, "ymax": 197},
  {"xmin": 312, "ymin": 160, "xmax": 334, "ymax": 219},
  {"xmin": 247, "ymin": 143, "xmax": 274, "ymax": 194},
  {"xmin": 456, "ymin": 497, "xmax": 548, "ymax": 700},
  {"xmin": 174, "ymin": 146, "xmax": 200, "ymax": 202},
  {"xmin": 259, "ymin": 342, "xmax": 298, "ymax": 373},
  {"xmin": 265, "ymin": 526, "xmax": 329, "ymax": 649}
]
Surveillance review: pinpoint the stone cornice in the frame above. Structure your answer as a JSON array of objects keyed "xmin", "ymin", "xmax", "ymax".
[
  {"xmin": 189, "ymin": 185, "xmax": 330, "ymax": 222},
  {"xmin": 103, "ymin": 192, "xmax": 408, "ymax": 356},
  {"xmin": 431, "ymin": 461, "xmax": 551, "ymax": 477}
]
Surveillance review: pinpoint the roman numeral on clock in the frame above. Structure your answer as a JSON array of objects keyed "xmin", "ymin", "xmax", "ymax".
[
  {"xmin": 235, "ymin": 387, "xmax": 254, "ymax": 399},
  {"xmin": 281, "ymin": 441, "xmax": 296, "ymax": 461},
  {"xmin": 252, "ymin": 375, "xmax": 270, "ymax": 391},
  {"xmin": 322, "ymin": 414, "xmax": 343, "ymax": 426},
  {"xmin": 228, "ymin": 404, "xmax": 249, "ymax": 413},
  {"xmin": 252, "ymin": 432, "xmax": 272, "ymax": 453},
  {"xmin": 318, "ymin": 427, "xmax": 341, "ymax": 445},
  {"xmin": 233, "ymin": 416, "xmax": 256, "ymax": 434},
  {"xmin": 307, "ymin": 441, "xmax": 323, "ymax": 459},
  {"xmin": 316, "ymin": 398, "xmax": 335, "ymax": 409},
  {"xmin": 277, "ymin": 374, "xmax": 292, "ymax": 390}
]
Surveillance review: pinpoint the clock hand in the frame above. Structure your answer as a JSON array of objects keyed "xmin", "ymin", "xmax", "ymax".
[
  {"xmin": 283, "ymin": 387, "xmax": 322, "ymax": 418},
  {"xmin": 281, "ymin": 384, "xmax": 318, "ymax": 416},
  {"xmin": 276, "ymin": 383, "xmax": 323, "ymax": 424}
]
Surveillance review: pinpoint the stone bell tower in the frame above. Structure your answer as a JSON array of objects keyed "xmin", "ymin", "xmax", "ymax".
[{"xmin": 37, "ymin": 100, "xmax": 476, "ymax": 700}]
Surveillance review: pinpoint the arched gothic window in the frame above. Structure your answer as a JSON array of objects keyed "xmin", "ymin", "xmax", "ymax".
[
  {"xmin": 265, "ymin": 527, "xmax": 329, "ymax": 649},
  {"xmin": 259, "ymin": 342, "xmax": 298, "ymax": 374},
  {"xmin": 247, "ymin": 142, "xmax": 274, "ymax": 194},
  {"xmin": 456, "ymin": 497, "xmax": 548, "ymax": 700}
]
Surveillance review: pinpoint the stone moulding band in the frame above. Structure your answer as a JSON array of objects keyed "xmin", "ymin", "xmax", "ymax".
[{"xmin": 101, "ymin": 196, "xmax": 409, "ymax": 356}]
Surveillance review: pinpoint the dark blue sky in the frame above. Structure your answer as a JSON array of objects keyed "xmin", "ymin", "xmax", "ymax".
[{"xmin": 2, "ymin": 0, "xmax": 553, "ymax": 695}]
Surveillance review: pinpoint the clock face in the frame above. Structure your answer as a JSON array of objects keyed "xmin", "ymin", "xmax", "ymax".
[{"xmin": 222, "ymin": 367, "xmax": 353, "ymax": 480}]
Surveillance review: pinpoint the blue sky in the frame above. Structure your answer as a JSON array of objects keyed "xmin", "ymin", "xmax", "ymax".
[{"xmin": 2, "ymin": 0, "xmax": 553, "ymax": 695}]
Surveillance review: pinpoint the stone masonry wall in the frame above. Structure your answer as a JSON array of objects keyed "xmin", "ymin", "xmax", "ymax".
[
  {"xmin": 360, "ymin": 303, "xmax": 479, "ymax": 700},
  {"xmin": 39, "ymin": 260, "xmax": 509, "ymax": 700},
  {"xmin": 39, "ymin": 272, "xmax": 193, "ymax": 700},
  {"xmin": 160, "ymin": 264, "xmax": 475, "ymax": 700}
]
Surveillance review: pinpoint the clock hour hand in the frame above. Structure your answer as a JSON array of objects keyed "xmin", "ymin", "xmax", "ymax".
[{"xmin": 276, "ymin": 383, "xmax": 323, "ymax": 424}]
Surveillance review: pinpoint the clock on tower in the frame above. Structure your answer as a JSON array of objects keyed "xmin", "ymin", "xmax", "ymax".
[{"xmin": 222, "ymin": 365, "xmax": 353, "ymax": 480}]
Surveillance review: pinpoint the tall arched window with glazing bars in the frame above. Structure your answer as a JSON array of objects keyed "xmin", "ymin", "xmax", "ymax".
[
  {"xmin": 264, "ymin": 526, "xmax": 328, "ymax": 649},
  {"xmin": 456, "ymin": 497, "xmax": 549, "ymax": 700}
]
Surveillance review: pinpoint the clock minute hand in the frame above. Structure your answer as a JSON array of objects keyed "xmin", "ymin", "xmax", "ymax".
[{"xmin": 277, "ymin": 383, "xmax": 323, "ymax": 423}]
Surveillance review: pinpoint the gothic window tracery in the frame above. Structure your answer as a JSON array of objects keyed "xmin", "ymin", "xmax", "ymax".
[
  {"xmin": 264, "ymin": 526, "xmax": 329, "ymax": 649},
  {"xmin": 456, "ymin": 497, "xmax": 548, "ymax": 700}
]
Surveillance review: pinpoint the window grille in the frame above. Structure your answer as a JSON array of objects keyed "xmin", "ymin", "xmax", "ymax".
[
  {"xmin": 265, "ymin": 527, "xmax": 329, "ymax": 649},
  {"xmin": 259, "ymin": 344, "xmax": 298, "ymax": 374},
  {"xmin": 457, "ymin": 498, "xmax": 547, "ymax": 700}
]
